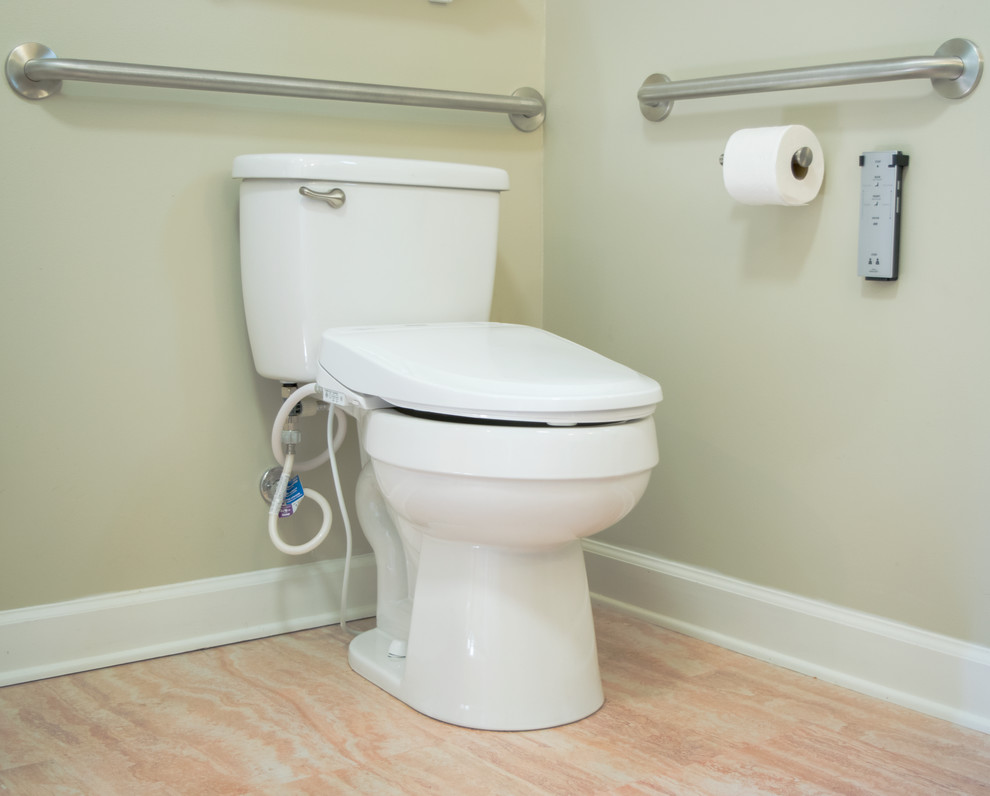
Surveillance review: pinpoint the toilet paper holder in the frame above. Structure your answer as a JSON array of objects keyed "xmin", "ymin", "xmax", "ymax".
[{"xmin": 719, "ymin": 146, "xmax": 813, "ymax": 179}]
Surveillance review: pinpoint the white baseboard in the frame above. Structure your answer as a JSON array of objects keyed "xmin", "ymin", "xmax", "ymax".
[
  {"xmin": 583, "ymin": 539, "xmax": 990, "ymax": 735},
  {"xmin": 0, "ymin": 554, "xmax": 378, "ymax": 687},
  {"xmin": 5, "ymin": 543, "xmax": 987, "ymax": 736}
]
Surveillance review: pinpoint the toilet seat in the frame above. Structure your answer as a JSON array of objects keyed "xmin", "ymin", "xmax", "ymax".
[
  {"xmin": 366, "ymin": 408, "xmax": 658, "ymax": 480},
  {"xmin": 317, "ymin": 322, "xmax": 662, "ymax": 424}
]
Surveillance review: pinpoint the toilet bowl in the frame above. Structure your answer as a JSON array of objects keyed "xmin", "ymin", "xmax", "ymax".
[
  {"xmin": 365, "ymin": 408, "xmax": 657, "ymax": 550},
  {"xmin": 352, "ymin": 409, "xmax": 657, "ymax": 729}
]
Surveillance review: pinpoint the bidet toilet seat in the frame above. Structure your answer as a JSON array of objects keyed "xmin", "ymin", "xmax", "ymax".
[{"xmin": 318, "ymin": 322, "xmax": 662, "ymax": 424}]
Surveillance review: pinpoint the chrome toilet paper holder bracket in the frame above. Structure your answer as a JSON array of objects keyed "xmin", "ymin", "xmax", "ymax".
[{"xmin": 718, "ymin": 146, "xmax": 814, "ymax": 179}]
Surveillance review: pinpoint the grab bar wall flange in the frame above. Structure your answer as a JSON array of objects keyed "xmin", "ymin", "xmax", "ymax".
[
  {"xmin": 5, "ymin": 42, "xmax": 58, "ymax": 100},
  {"xmin": 639, "ymin": 38, "xmax": 982, "ymax": 121},
  {"xmin": 4, "ymin": 42, "xmax": 546, "ymax": 131}
]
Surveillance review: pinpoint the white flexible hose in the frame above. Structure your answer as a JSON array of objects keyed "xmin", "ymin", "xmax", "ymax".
[
  {"xmin": 266, "ymin": 382, "xmax": 358, "ymax": 630},
  {"xmin": 271, "ymin": 383, "xmax": 348, "ymax": 471},
  {"xmin": 267, "ymin": 451, "xmax": 333, "ymax": 555}
]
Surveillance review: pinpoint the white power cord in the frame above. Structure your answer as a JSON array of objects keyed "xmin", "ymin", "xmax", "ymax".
[{"xmin": 325, "ymin": 407, "xmax": 360, "ymax": 635}]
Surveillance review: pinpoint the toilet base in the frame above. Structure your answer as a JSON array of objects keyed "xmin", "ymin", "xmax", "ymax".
[{"xmin": 348, "ymin": 537, "xmax": 604, "ymax": 731}]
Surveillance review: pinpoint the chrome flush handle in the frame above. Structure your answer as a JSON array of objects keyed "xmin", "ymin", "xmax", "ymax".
[{"xmin": 299, "ymin": 186, "xmax": 346, "ymax": 208}]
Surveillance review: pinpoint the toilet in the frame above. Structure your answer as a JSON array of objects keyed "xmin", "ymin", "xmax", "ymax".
[{"xmin": 234, "ymin": 154, "xmax": 662, "ymax": 731}]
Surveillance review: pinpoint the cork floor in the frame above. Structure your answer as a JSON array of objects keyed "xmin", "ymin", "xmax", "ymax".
[{"xmin": 1, "ymin": 606, "xmax": 988, "ymax": 795}]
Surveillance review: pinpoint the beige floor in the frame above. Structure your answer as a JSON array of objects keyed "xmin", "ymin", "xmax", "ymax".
[{"xmin": 1, "ymin": 606, "xmax": 988, "ymax": 795}]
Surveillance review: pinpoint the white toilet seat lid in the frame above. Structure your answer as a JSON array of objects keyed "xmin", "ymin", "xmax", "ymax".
[{"xmin": 318, "ymin": 323, "xmax": 662, "ymax": 424}]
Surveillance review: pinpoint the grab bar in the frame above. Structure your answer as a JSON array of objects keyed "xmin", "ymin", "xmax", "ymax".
[
  {"xmin": 639, "ymin": 38, "xmax": 982, "ymax": 121},
  {"xmin": 5, "ymin": 42, "xmax": 545, "ymax": 132}
]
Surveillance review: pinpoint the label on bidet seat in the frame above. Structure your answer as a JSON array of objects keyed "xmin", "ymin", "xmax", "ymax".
[
  {"xmin": 278, "ymin": 475, "xmax": 304, "ymax": 518},
  {"xmin": 320, "ymin": 387, "xmax": 348, "ymax": 406}
]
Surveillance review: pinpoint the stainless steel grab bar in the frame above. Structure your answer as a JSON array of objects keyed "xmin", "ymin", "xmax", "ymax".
[
  {"xmin": 5, "ymin": 42, "xmax": 545, "ymax": 132},
  {"xmin": 639, "ymin": 39, "xmax": 982, "ymax": 122}
]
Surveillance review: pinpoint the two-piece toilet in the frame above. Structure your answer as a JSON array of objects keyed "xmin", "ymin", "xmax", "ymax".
[{"xmin": 234, "ymin": 153, "xmax": 662, "ymax": 730}]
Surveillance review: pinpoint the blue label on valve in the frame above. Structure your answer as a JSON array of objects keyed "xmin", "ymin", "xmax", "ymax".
[{"xmin": 278, "ymin": 475, "xmax": 304, "ymax": 518}]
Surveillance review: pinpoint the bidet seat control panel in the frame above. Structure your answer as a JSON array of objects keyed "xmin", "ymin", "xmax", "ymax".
[{"xmin": 858, "ymin": 150, "xmax": 908, "ymax": 281}]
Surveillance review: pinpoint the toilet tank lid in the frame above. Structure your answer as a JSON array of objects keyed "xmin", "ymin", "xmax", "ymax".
[
  {"xmin": 318, "ymin": 323, "xmax": 662, "ymax": 424},
  {"xmin": 232, "ymin": 154, "xmax": 509, "ymax": 191}
]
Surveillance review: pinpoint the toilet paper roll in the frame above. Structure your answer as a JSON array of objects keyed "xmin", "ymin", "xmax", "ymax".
[{"xmin": 722, "ymin": 125, "xmax": 824, "ymax": 206}]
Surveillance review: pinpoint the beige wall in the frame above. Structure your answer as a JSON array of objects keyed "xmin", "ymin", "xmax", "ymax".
[
  {"xmin": 6, "ymin": 0, "xmax": 988, "ymax": 654},
  {"xmin": 545, "ymin": 1, "xmax": 990, "ymax": 645},
  {"xmin": 0, "ymin": 0, "xmax": 544, "ymax": 610}
]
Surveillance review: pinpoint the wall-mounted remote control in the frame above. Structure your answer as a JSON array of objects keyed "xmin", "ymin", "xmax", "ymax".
[{"xmin": 857, "ymin": 151, "xmax": 908, "ymax": 281}]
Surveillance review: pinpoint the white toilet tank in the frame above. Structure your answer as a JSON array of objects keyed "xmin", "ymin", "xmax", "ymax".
[{"xmin": 233, "ymin": 154, "xmax": 510, "ymax": 383}]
